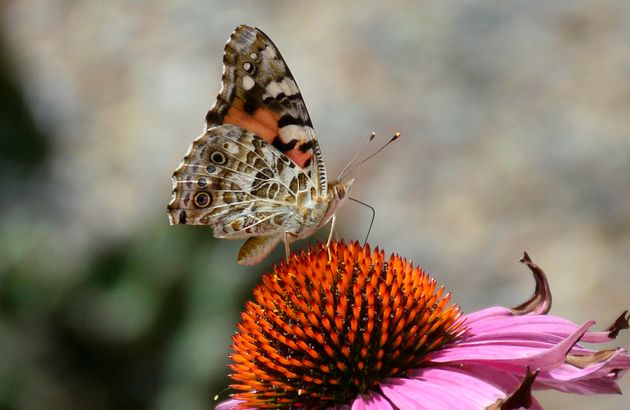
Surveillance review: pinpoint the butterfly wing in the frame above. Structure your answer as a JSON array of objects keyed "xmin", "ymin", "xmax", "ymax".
[
  {"xmin": 206, "ymin": 25, "xmax": 328, "ymax": 196},
  {"xmin": 168, "ymin": 25, "xmax": 335, "ymax": 265},
  {"xmin": 167, "ymin": 124, "xmax": 317, "ymax": 240}
]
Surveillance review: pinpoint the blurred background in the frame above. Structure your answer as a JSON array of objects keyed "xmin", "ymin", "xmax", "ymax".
[{"xmin": 1, "ymin": 1, "xmax": 629, "ymax": 409}]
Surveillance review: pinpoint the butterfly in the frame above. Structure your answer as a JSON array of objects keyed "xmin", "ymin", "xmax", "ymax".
[{"xmin": 167, "ymin": 25, "xmax": 354, "ymax": 265}]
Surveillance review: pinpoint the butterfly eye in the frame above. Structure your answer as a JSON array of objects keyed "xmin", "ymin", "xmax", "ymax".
[
  {"xmin": 194, "ymin": 192, "xmax": 212, "ymax": 208},
  {"xmin": 210, "ymin": 151, "xmax": 227, "ymax": 165},
  {"xmin": 335, "ymin": 185, "xmax": 346, "ymax": 199}
]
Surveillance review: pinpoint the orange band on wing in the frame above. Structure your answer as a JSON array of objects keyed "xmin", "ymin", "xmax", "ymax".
[
  {"xmin": 251, "ymin": 108, "xmax": 279, "ymax": 141},
  {"xmin": 284, "ymin": 148, "xmax": 311, "ymax": 168},
  {"xmin": 224, "ymin": 100, "xmax": 280, "ymax": 142},
  {"xmin": 223, "ymin": 101, "xmax": 313, "ymax": 169}
]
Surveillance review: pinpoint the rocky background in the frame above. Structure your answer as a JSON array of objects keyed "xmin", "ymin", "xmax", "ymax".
[{"xmin": 1, "ymin": 1, "xmax": 629, "ymax": 409}]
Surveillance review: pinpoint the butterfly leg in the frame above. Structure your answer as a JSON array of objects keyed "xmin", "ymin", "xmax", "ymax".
[
  {"xmin": 284, "ymin": 231, "xmax": 298, "ymax": 260},
  {"xmin": 325, "ymin": 215, "xmax": 338, "ymax": 262},
  {"xmin": 326, "ymin": 215, "xmax": 337, "ymax": 247}
]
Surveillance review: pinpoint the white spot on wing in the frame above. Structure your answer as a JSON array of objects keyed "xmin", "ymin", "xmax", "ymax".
[
  {"xmin": 223, "ymin": 142, "xmax": 239, "ymax": 155},
  {"xmin": 263, "ymin": 78, "xmax": 300, "ymax": 100},
  {"xmin": 261, "ymin": 44, "xmax": 277, "ymax": 59},
  {"xmin": 279, "ymin": 124, "xmax": 308, "ymax": 143},
  {"xmin": 264, "ymin": 81, "xmax": 283, "ymax": 99},
  {"xmin": 278, "ymin": 79, "xmax": 292, "ymax": 96},
  {"xmin": 286, "ymin": 78, "xmax": 299, "ymax": 95},
  {"xmin": 249, "ymin": 52, "xmax": 258, "ymax": 60},
  {"xmin": 242, "ymin": 75, "xmax": 255, "ymax": 90},
  {"xmin": 243, "ymin": 62, "xmax": 251, "ymax": 71}
]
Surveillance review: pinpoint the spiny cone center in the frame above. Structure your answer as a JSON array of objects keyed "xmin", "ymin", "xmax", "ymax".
[{"xmin": 229, "ymin": 241, "xmax": 464, "ymax": 408}]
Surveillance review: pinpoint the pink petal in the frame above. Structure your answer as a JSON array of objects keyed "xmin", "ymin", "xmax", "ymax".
[
  {"xmin": 215, "ymin": 398, "xmax": 242, "ymax": 410},
  {"xmin": 432, "ymin": 322, "xmax": 593, "ymax": 371},
  {"xmin": 464, "ymin": 307, "xmax": 618, "ymax": 344},
  {"xmin": 463, "ymin": 366, "xmax": 544, "ymax": 410},
  {"xmin": 539, "ymin": 376, "xmax": 622, "ymax": 395},
  {"xmin": 580, "ymin": 330, "xmax": 617, "ymax": 344},
  {"xmin": 462, "ymin": 306, "xmax": 513, "ymax": 324},
  {"xmin": 379, "ymin": 367, "xmax": 513, "ymax": 410},
  {"xmin": 464, "ymin": 310, "xmax": 581, "ymax": 339},
  {"xmin": 535, "ymin": 348, "xmax": 630, "ymax": 394},
  {"xmin": 351, "ymin": 392, "xmax": 393, "ymax": 410}
]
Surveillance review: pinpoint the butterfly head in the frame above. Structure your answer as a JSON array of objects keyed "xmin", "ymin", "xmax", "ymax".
[{"xmin": 325, "ymin": 178, "xmax": 354, "ymax": 218}]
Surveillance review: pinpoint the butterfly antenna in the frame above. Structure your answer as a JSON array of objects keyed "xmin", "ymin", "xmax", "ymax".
[
  {"xmin": 338, "ymin": 132, "xmax": 376, "ymax": 181},
  {"xmin": 349, "ymin": 197, "xmax": 375, "ymax": 246},
  {"xmin": 340, "ymin": 132, "xmax": 401, "ymax": 180}
]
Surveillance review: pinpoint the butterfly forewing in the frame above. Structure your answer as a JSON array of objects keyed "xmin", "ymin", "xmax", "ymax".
[{"xmin": 206, "ymin": 25, "xmax": 328, "ymax": 195}]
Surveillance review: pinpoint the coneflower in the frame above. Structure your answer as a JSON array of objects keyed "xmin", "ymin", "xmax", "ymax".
[{"xmin": 217, "ymin": 241, "xmax": 630, "ymax": 409}]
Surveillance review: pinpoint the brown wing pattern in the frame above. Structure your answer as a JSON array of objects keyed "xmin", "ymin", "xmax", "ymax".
[{"xmin": 167, "ymin": 125, "xmax": 317, "ymax": 239}]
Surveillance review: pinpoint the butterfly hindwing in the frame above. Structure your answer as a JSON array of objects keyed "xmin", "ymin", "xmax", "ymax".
[
  {"xmin": 206, "ymin": 25, "xmax": 328, "ymax": 196},
  {"xmin": 167, "ymin": 125, "xmax": 318, "ymax": 239}
]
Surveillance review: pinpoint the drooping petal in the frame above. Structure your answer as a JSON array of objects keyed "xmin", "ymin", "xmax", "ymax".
[
  {"xmin": 430, "ymin": 320, "xmax": 593, "ymax": 369},
  {"xmin": 537, "ymin": 348, "xmax": 630, "ymax": 394},
  {"xmin": 511, "ymin": 252, "xmax": 552, "ymax": 315},
  {"xmin": 463, "ymin": 307, "xmax": 583, "ymax": 339},
  {"xmin": 379, "ymin": 367, "xmax": 522, "ymax": 410}
]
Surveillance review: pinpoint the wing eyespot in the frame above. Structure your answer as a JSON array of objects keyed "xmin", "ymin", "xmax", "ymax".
[
  {"xmin": 194, "ymin": 192, "xmax": 212, "ymax": 208},
  {"xmin": 210, "ymin": 151, "xmax": 227, "ymax": 165},
  {"xmin": 242, "ymin": 62, "xmax": 256, "ymax": 75},
  {"xmin": 197, "ymin": 177, "xmax": 208, "ymax": 188}
]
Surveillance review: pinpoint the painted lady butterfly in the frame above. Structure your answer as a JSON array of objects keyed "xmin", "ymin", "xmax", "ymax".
[{"xmin": 167, "ymin": 25, "xmax": 354, "ymax": 265}]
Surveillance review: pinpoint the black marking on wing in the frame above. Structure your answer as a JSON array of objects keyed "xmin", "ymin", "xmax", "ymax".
[
  {"xmin": 271, "ymin": 136, "xmax": 298, "ymax": 153},
  {"xmin": 263, "ymin": 92, "xmax": 304, "ymax": 104},
  {"xmin": 299, "ymin": 140, "xmax": 314, "ymax": 152},
  {"xmin": 278, "ymin": 114, "xmax": 307, "ymax": 128},
  {"xmin": 178, "ymin": 210, "xmax": 187, "ymax": 224},
  {"xmin": 243, "ymin": 99, "xmax": 258, "ymax": 115}
]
